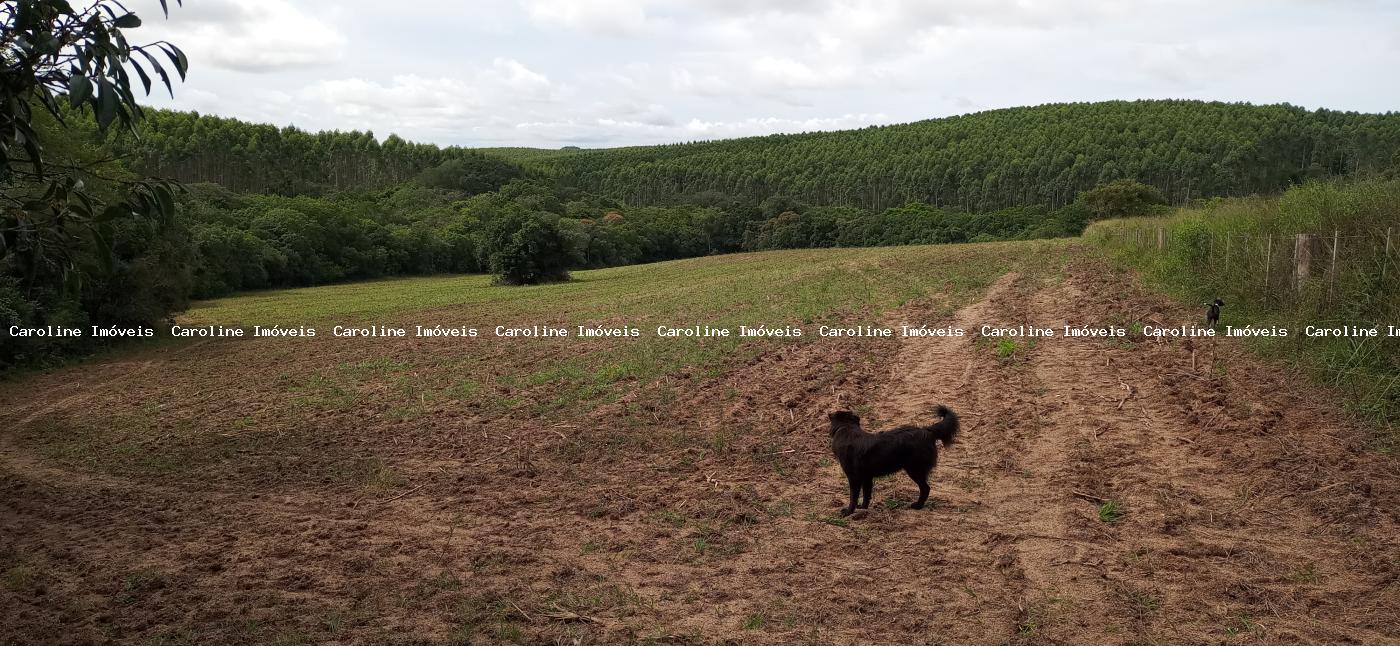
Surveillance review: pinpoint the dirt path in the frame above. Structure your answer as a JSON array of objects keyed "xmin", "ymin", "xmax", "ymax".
[
  {"xmin": 860, "ymin": 271, "xmax": 1127, "ymax": 643},
  {"xmin": 846, "ymin": 265, "xmax": 1398, "ymax": 644},
  {"xmin": 1, "ymin": 248, "xmax": 1396, "ymax": 645}
]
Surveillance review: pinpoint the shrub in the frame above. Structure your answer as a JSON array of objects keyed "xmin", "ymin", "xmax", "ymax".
[
  {"xmin": 1076, "ymin": 179, "xmax": 1168, "ymax": 220},
  {"xmin": 484, "ymin": 212, "xmax": 571, "ymax": 285}
]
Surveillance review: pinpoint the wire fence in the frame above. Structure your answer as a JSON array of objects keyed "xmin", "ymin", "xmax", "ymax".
[{"xmin": 1097, "ymin": 225, "xmax": 1399, "ymax": 308}]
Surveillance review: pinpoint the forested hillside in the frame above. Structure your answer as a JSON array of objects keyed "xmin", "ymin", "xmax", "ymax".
[
  {"xmin": 495, "ymin": 100, "xmax": 1400, "ymax": 212},
  {"xmin": 112, "ymin": 101, "xmax": 1400, "ymax": 211},
  {"xmin": 10, "ymin": 98, "xmax": 1400, "ymax": 368},
  {"xmin": 106, "ymin": 110, "xmax": 524, "ymax": 195}
]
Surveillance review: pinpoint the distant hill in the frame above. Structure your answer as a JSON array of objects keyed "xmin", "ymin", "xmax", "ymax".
[
  {"xmin": 487, "ymin": 100, "xmax": 1400, "ymax": 212},
  {"xmin": 115, "ymin": 100, "xmax": 1400, "ymax": 211},
  {"xmin": 110, "ymin": 109, "xmax": 515, "ymax": 196}
]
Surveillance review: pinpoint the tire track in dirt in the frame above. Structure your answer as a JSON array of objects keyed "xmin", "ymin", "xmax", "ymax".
[
  {"xmin": 0, "ymin": 359, "xmax": 162, "ymax": 493},
  {"xmin": 1040, "ymin": 262, "xmax": 1398, "ymax": 644},
  {"xmin": 860, "ymin": 272, "xmax": 1059, "ymax": 643},
  {"xmin": 1001, "ymin": 276, "xmax": 1157, "ymax": 643},
  {"xmin": 866, "ymin": 265, "xmax": 1397, "ymax": 644},
  {"xmin": 975, "ymin": 264, "xmax": 1400, "ymax": 644},
  {"xmin": 0, "ymin": 343, "xmax": 220, "ymax": 495},
  {"xmin": 943, "ymin": 274, "xmax": 1128, "ymax": 644},
  {"xmin": 1023, "ymin": 274, "xmax": 1244, "ymax": 643},
  {"xmin": 870, "ymin": 273, "xmax": 1017, "ymax": 423}
]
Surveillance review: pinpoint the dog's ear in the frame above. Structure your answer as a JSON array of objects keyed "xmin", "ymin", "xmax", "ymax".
[{"xmin": 830, "ymin": 410, "xmax": 860, "ymax": 424}]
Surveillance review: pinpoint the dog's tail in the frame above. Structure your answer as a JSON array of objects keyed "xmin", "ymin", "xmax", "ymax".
[{"xmin": 925, "ymin": 405, "xmax": 960, "ymax": 447}]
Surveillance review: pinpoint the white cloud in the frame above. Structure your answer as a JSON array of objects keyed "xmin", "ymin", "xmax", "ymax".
[
  {"xmin": 513, "ymin": 112, "xmax": 895, "ymax": 144},
  {"xmin": 134, "ymin": 0, "xmax": 345, "ymax": 73},
  {"xmin": 520, "ymin": 0, "xmax": 653, "ymax": 36},
  {"xmin": 287, "ymin": 59, "xmax": 562, "ymax": 140},
  {"xmin": 132, "ymin": 0, "xmax": 1400, "ymax": 147},
  {"xmin": 670, "ymin": 68, "xmax": 733, "ymax": 97},
  {"xmin": 683, "ymin": 113, "xmax": 895, "ymax": 138}
]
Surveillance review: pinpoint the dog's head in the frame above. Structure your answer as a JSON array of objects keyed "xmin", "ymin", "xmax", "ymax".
[
  {"xmin": 828, "ymin": 410, "xmax": 861, "ymax": 435},
  {"xmin": 1214, "ymin": 298, "xmax": 1225, "ymax": 307}
]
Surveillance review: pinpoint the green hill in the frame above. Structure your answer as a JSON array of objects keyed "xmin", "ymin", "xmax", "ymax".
[
  {"xmin": 496, "ymin": 100, "xmax": 1400, "ymax": 211},
  {"xmin": 115, "ymin": 100, "xmax": 1400, "ymax": 212}
]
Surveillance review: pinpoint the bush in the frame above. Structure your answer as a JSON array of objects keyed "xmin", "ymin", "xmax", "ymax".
[
  {"xmin": 484, "ymin": 212, "xmax": 571, "ymax": 285},
  {"xmin": 415, "ymin": 156, "xmax": 523, "ymax": 196},
  {"xmin": 1076, "ymin": 179, "xmax": 1168, "ymax": 220}
]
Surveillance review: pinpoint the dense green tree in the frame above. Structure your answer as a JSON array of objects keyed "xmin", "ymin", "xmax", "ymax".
[
  {"xmin": 413, "ymin": 156, "xmax": 523, "ymax": 195},
  {"xmin": 484, "ymin": 211, "xmax": 570, "ymax": 285},
  {"xmin": 1075, "ymin": 179, "xmax": 1169, "ymax": 219},
  {"xmin": 2, "ymin": 0, "xmax": 187, "ymax": 366}
]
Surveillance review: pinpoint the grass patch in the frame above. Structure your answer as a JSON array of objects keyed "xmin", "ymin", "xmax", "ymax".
[
  {"xmin": 810, "ymin": 513, "xmax": 850, "ymax": 528},
  {"xmin": 1097, "ymin": 499, "xmax": 1126, "ymax": 524},
  {"xmin": 176, "ymin": 242, "xmax": 1073, "ymax": 422},
  {"xmin": 1014, "ymin": 590, "xmax": 1069, "ymax": 642},
  {"xmin": 742, "ymin": 612, "xmax": 767, "ymax": 630}
]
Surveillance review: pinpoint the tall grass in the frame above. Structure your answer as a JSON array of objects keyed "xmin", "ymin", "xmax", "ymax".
[{"xmin": 1086, "ymin": 179, "xmax": 1400, "ymax": 444}]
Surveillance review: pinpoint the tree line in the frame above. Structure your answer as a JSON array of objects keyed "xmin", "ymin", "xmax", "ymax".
[
  {"xmin": 106, "ymin": 108, "xmax": 526, "ymax": 195},
  {"xmin": 180, "ymin": 174, "xmax": 1114, "ymax": 299},
  {"xmin": 497, "ymin": 100, "xmax": 1400, "ymax": 213}
]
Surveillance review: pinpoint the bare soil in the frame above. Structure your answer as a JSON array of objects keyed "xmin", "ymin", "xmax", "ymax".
[{"xmin": 2, "ymin": 247, "xmax": 1396, "ymax": 645}]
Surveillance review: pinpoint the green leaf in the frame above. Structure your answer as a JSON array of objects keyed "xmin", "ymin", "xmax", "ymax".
[
  {"xmin": 36, "ymin": 85, "xmax": 61, "ymax": 119},
  {"xmin": 129, "ymin": 60, "xmax": 152, "ymax": 96},
  {"xmin": 137, "ymin": 48, "xmax": 173, "ymax": 97},
  {"xmin": 96, "ymin": 78, "xmax": 118, "ymax": 130},
  {"xmin": 68, "ymin": 73, "xmax": 93, "ymax": 107},
  {"xmin": 114, "ymin": 13, "xmax": 142, "ymax": 28},
  {"xmin": 156, "ymin": 0, "xmax": 182, "ymax": 19},
  {"xmin": 162, "ymin": 44, "xmax": 188, "ymax": 80},
  {"xmin": 152, "ymin": 184, "xmax": 175, "ymax": 220}
]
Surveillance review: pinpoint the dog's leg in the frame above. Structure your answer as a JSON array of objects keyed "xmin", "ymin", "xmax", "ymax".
[
  {"xmin": 906, "ymin": 466, "xmax": 931, "ymax": 509},
  {"xmin": 841, "ymin": 476, "xmax": 860, "ymax": 517},
  {"xmin": 859, "ymin": 479, "xmax": 873, "ymax": 509}
]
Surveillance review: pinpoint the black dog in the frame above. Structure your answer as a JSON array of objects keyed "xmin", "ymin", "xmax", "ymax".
[
  {"xmin": 828, "ymin": 406, "xmax": 960, "ymax": 516},
  {"xmin": 1206, "ymin": 298, "xmax": 1224, "ymax": 327}
]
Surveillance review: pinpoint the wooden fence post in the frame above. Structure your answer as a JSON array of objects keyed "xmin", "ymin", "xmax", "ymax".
[
  {"xmin": 1294, "ymin": 233, "xmax": 1311, "ymax": 292},
  {"xmin": 1329, "ymin": 229, "xmax": 1339, "ymax": 301},
  {"xmin": 1157, "ymin": 227, "xmax": 1165, "ymax": 251},
  {"xmin": 1384, "ymin": 227, "xmax": 1393, "ymax": 281},
  {"xmin": 1264, "ymin": 235, "xmax": 1272, "ymax": 290}
]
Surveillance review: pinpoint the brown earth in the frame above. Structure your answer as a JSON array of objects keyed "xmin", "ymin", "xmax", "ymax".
[{"xmin": 1, "ymin": 248, "xmax": 1397, "ymax": 645}]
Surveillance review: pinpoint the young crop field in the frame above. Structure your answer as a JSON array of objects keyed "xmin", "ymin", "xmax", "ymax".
[{"xmin": 1, "ymin": 241, "xmax": 1396, "ymax": 644}]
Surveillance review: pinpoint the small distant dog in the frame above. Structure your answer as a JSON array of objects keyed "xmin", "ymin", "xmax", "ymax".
[
  {"xmin": 828, "ymin": 406, "xmax": 960, "ymax": 516},
  {"xmin": 1205, "ymin": 298, "xmax": 1224, "ymax": 326}
]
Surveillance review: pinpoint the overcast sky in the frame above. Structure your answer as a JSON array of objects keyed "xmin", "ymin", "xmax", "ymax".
[{"xmin": 127, "ymin": 0, "xmax": 1400, "ymax": 149}]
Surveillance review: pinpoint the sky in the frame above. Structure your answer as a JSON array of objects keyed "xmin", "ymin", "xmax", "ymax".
[{"xmin": 126, "ymin": 0, "xmax": 1400, "ymax": 149}]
